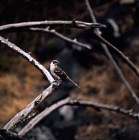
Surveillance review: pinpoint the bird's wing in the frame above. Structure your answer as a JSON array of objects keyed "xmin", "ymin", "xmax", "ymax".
[{"xmin": 54, "ymin": 67, "xmax": 68, "ymax": 82}]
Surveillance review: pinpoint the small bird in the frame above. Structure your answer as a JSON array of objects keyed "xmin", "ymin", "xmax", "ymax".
[{"xmin": 50, "ymin": 60, "xmax": 78, "ymax": 86}]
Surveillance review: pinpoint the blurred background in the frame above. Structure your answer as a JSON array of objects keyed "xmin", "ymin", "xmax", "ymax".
[{"xmin": 0, "ymin": 0, "xmax": 139, "ymax": 140}]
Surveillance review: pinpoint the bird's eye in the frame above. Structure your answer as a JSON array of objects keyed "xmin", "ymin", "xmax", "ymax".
[{"xmin": 52, "ymin": 60, "xmax": 58, "ymax": 64}]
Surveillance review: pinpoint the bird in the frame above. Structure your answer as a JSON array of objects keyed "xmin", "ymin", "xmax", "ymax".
[{"xmin": 50, "ymin": 60, "xmax": 78, "ymax": 87}]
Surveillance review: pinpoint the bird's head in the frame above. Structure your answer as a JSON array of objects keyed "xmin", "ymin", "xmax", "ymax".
[{"xmin": 51, "ymin": 60, "xmax": 60, "ymax": 66}]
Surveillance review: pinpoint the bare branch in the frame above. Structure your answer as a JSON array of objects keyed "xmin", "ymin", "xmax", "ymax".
[
  {"xmin": 3, "ymin": 80, "xmax": 63, "ymax": 130},
  {"xmin": 18, "ymin": 97, "xmax": 139, "ymax": 136},
  {"xmin": 18, "ymin": 97, "xmax": 70, "ymax": 136},
  {"xmin": 29, "ymin": 27, "xmax": 91, "ymax": 49},
  {"xmin": 85, "ymin": 0, "xmax": 139, "ymax": 105},
  {"xmin": 0, "ymin": 36, "xmax": 54, "ymax": 83},
  {"xmin": 0, "ymin": 20, "xmax": 106, "ymax": 32}
]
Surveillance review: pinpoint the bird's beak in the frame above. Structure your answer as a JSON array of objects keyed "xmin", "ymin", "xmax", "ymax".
[{"xmin": 56, "ymin": 61, "xmax": 60, "ymax": 64}]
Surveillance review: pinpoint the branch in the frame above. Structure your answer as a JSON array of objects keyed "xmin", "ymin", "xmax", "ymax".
[
  {"xmin": 85, "ymin": 0, "xmax": 97, "ymax": 23},
  {"xmin": 0, "ymin": 20, "xmax": 106, "ymax": 32},
  {"xmin": 85, "ymin": 0, "xmax": 139, "ymax": 105},
  {"xmin": 0, "ymin": 36, "xmax": 54, "ymax": 83},
  {"xmin": 3, "ymin": 80, "xmax": 63, "ymax": 130},
  {"xmin": 18, "ymin": 97, "xmax": 139, "ymax": 136},
  {"xmin": 29, "ymin": 27, "xmax": 91, "ymax": 49}
]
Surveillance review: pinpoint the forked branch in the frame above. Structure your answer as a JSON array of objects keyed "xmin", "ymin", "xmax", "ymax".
[{"xmin": 0, "ymin": 36, "xmax": 63, "ymax": 130}]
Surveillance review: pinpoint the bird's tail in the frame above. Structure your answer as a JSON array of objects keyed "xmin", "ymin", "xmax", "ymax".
[{"xmin": 67, "ymin": 77, "xmax": 78, "ymax": 87}]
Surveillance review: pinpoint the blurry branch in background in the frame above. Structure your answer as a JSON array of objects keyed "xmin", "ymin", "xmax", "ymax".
[
  {"xmin": 85, "ymin": 0, "xmax": 139, "ymax": 105},
  {"xmin": 77, "ymin": 0, "xmax": 118, "ymax": 19},
  {"xmin": 0, "ymin": 36, "xmax": 63, "ymax": 130},
  {"xmin": 120, "ymin": 0, "xmax": 135, "ymax": 5},
  {"xmin": 85, "ymin": 0, "xmax": 97, "ymax": 24},
  {"xmin": 29, "ymin": 27, "xmax": 91, "ymax": 49},
  {"xmin": 18, "ymin": 97, "xmax": 139, "ymax": 136}
]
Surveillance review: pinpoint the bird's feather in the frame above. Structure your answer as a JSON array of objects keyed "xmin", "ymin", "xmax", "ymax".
[{"xmin": 54, "ymin": 67, "xmax": 68, "ymax": 82}]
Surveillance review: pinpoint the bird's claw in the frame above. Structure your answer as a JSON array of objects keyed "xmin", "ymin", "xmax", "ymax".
[{"xmin": 51, "ymin": 80, "xmax": 64, "ymax": 89}]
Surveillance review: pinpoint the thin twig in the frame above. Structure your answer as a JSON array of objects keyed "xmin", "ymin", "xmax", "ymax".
[
  {"xmin": 85, "ymin": 0, "xmax": 97, "ymax": 23},
  {"xmin": 0, "ymin": 36, "xmax": 54, "ymax": 83},
  {"xmin": 0, "ymin": 20, "xmax": 106, "ymax": 32},
  {"xmin": 29, "ymin": 27, "xmax": 91, "ymax": 49},
  {"xmin": 85, "ymin": 0, "xmax": 139, "ymax": 105},
  {"xmin": 18, "ymin": 97, "xmax": 139, "ymax": 136}
]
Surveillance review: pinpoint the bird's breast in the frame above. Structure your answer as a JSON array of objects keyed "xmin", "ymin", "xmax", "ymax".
[{"xmin": 50, "ymin": 64, "xmax": 60, "ymax": 79}]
